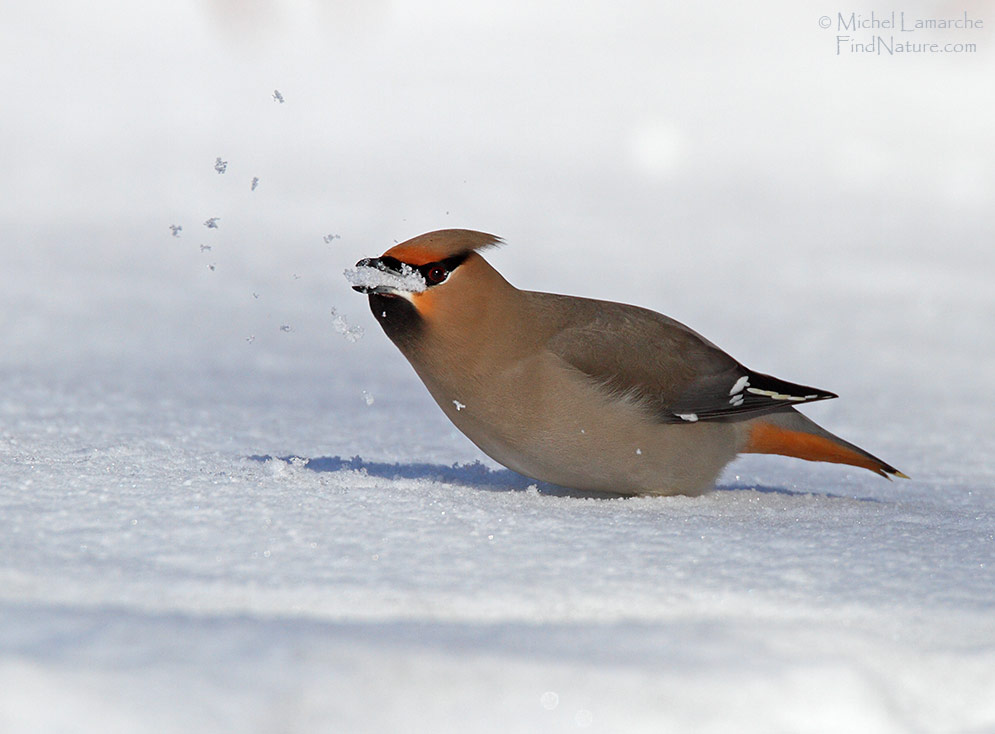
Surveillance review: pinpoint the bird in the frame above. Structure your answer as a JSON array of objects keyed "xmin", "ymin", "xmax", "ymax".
[{"xmin": 349, "ymin": 229, "xmax": 906, "ymax": 496}]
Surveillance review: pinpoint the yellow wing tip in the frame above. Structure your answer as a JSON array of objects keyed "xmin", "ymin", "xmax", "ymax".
[{"xmin": 892, "ymin": 470, "xmax": 911, "ymax": 480}]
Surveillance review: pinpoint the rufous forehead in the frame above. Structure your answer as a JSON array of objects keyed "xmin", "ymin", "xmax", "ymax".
[
  {"xmin": 381, "ymin": 241, "xmax": 446, "ymax": 266},
  {"xmin": 381, "ymin": 229, "xmax": 502, "ymax": 266}
]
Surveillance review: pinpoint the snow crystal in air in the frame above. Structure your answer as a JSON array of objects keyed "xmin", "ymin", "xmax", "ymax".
[
  {"xmin": 362, "ymin": 390, "xmax": 375, "ymax": 406},
  {"xmin": 251, "ymin": 177, "xmax": 259, "ymax": 191},
  {"xmin": 344, "ymin": 262, "xmax": 427, "ymax": 294},
  {"xmin": 200, "ymin": 244, "xmax": 211, "ymax": 252},
  {"xmin": 272, "ymin": 89, "xmax": 285, "ymax": 103},
  {"xmin": 323, "ymin": 234, "xmax": 341, "ymax": 244},
  {"xmin": 453, "ymin": 400, "xmax": 466, "ymax": 411},
  {"xmin": 203, "ymin": 217, "xmax": 220, "ymax": 229},
  {"xmin": 280, "ymin": 325, "xmax": 293, "ymax": 333},
  {"xmin": 329, "ymin": 307, "xmax": 365, "ymax": 343},
  {"xmin": 169, "ymin": 225, "xmax": 182, "ymax": 237},
  {"xmin": 214, "ymin": 157, "xmax": 228, "ymax": 174},
  {"xmin": 677, "ymin": 413, "xmax": 699, "ymax": 422}
]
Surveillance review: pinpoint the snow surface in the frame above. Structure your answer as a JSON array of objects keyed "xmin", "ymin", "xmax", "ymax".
[{"xmin": 2, "ymin": 1, "xmax": 994, "ymax": 732}]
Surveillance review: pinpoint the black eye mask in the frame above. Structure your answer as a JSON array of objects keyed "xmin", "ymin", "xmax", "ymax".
[{"xmin": 415, "ymin": 253, "xmax": 470, "ymax": 286}]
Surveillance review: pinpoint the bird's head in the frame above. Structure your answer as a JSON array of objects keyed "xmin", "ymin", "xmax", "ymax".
[{"xmin": 348, "ymin": 229, "xmax": 506, "ymax": 344}]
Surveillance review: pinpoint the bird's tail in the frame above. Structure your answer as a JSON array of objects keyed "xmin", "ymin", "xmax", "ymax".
[{"xmin": 741, "ymin": 409, "xmax": 907, "ymax": 479}]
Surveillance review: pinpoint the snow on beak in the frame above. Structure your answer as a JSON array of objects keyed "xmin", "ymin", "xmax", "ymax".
[{"xmin": 345, "ymin": 257, "xmax": 427, "ymax": 298}]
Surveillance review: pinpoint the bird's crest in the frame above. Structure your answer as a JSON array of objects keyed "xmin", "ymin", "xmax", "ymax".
[{"xmin": 383, "ymin": 229, "xmax": 503, "ymax": 266}]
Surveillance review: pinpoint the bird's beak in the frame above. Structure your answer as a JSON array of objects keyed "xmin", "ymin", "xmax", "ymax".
[
  {"xmin": 352, "ymin": 257, "xmax": 389, "ymax": 293},
  {"xmin": 347, "ymin": 256, "xmax": 426, "ymax": 298},
  {"xmin": 351, "ymin": 257, "xmax": 394, "ymax": 294}
]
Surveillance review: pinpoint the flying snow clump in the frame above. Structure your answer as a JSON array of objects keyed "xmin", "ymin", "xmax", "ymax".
[{"xmin": 329, "ymin": 307, "xmax": 364, "ymax": 343}]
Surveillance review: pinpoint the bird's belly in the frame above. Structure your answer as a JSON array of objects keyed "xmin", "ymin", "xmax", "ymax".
[
  {"xmin": 473, "ymin": 416, "xmax": 738, "ymax": 496},
  {"xmin": 418, "ymin": 358, "xmax": 738, "ymax": 496}
]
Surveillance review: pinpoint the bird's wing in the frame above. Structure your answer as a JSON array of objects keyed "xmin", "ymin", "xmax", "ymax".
[{"xmin": 536, "ymin": 293, "xmax": 836, "ymax": 424}]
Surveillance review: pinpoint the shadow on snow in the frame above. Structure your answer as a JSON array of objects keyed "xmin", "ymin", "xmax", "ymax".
[
  {"xmin": 248, "ymin": 454, "xmax": 609, "ymax": 498},
  {"xmin": 247, "ymin": 454, "xmax": 874, "ymax": 501}
]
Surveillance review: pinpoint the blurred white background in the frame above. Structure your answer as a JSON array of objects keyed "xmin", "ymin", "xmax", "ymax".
[{"xmin": 2, "ymin": 0, "xmax": 992, "ymax": 381}]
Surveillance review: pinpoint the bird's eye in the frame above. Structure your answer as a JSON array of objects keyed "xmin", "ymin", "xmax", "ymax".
[{"xmin": 426, "ymin": 266, "xmax": 448, "ymax": 284}]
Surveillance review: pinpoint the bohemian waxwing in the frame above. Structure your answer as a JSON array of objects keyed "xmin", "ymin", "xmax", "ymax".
[{"xmin": 349, "ymin": 229, "xmax": 905, "ymax": 496}]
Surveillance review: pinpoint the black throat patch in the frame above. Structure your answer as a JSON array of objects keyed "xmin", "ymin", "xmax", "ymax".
[{"xmin": 368, "ymin": 292, "xmax": 423, "ymax": 347}]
